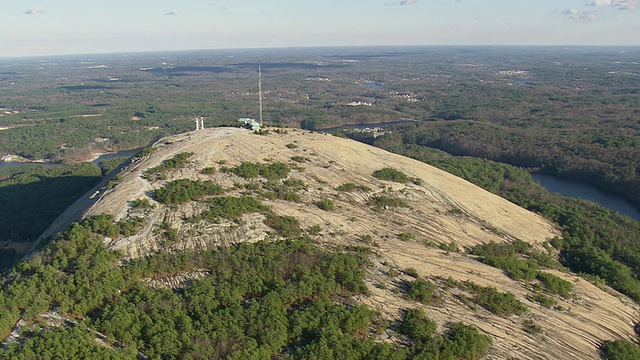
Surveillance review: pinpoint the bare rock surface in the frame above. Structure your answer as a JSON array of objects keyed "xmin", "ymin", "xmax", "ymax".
[{"xmin": 41, "ymin": 127, "xmax": 639, "ymax": 359}]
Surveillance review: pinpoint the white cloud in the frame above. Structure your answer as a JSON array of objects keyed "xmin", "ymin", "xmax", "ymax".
[
  {"xmin": 164, "ymin": 10, "xmax": 181, "ymax": 16},
  {"xmin": 589, "ymin": 0, "xmax": 638, "ymax": 10},
  {"xmin": 384, "ymin": 0, "xmax": 418, "ymax": 6},
  {"xmin": 24, "ymin": 6, "xmax": 46, "ymax": 15},
  {"xmin": 562, "ymin": 8, "xmax": 597, "ymax": 20}
]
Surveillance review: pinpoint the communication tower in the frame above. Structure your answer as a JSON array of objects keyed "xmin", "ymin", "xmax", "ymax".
[{"xmin": 258, "ymin": 66, "xmax": 263, "ymax": 125}]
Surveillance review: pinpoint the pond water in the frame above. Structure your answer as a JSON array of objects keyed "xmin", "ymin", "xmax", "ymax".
[
  {"xmin": 532, "ymin": 173, "xmax": 640, "ymax": 221},
  {"xmin": 91, "ymin": 148, "xmax": 141, "ymax": 165}
]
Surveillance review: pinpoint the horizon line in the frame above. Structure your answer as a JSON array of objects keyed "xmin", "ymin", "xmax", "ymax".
[{"xmin": 3, "ymin": 44, "xmax": 640, "ymax": 60}]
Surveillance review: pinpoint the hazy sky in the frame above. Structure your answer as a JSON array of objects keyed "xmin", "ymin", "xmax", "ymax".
[{"xmin": 2, "ymin": 0, "xmax": 639, "ymax": 57}]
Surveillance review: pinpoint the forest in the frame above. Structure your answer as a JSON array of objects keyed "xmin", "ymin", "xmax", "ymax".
[
  {"xmin": 1, "ymin": 47, "xmax": 638, "ymax": 205},
  {"xmin": 1, "ymin": 46, "xmax": 639, "ymax": 357},
  {"xmin": 0, "ymin": 214, "xmax": 493, "ymax": 359}
]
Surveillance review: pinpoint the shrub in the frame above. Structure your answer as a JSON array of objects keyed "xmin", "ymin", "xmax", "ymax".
[
  {"xmin": 144, "ymin": 152, "xmax": 194, "ymax": 180},
  {"xmin": 535, "ymin": 272, "xmax": 573, "ymax": 298},
  {"xmin": 471, "ymin": 240, "xmax": 531, "ymax": 258},
  {"xmin": 131, "ymin": 198, "xmax": 151, "ymax": 209},
  {"xmin": 336, "ymin": 183, "xmax": 372, "ymax": 192},
  {"xmin": 404, "ymin": 268, "xmax": 419, "ymax": 278},
  {"xmin": 399, "ymin": 308, "xmax": 437, "ymax": 343},
  {"xmin": 243, "ymin": 182, "xmax": 261, "ymax": 191},
  {"xmin": 261, "ymin": 163, "xmax": 291, "ymax": 180},
  {"xmin": 265, "ymin": 215, "xmax": 302, "ymax": 238},
  {"xmin": 480, "ymin": 257, "xmax": 539, "ymax": 281},
  {"xmin": 264, "ymin": 190, "xmax": 301, "ymax": 202},
  {"xmin": 372, "ymin": 167, "xmax": 422, "ymax": 185},
  {"xmin": 198, "ymin": 196, "xmax": 269, "ymax": 221},
  {"xmin": 201, "ymin": 167, "xmax": 216, "ymax": 174},
  {"xmin": 223, "ymin": 162, "xmax": 291, "ymax": 181},
  {"xmin": 135, "ymin": 146, "xmax": 155, "ymax": 159},
  {"xmin": 359, "ymin": 234, "xmax": 373, "ymax": 243},
  {"xmin": 473, "ymin": 290, "xmax": 527, "ymax": 316},
  {"xmin": 400, "ymin": 311, "xmax": 492, "ymax": 359},
  {"xmin": 98, "ymin": 156, "xmax": 128, "ymax": 176},
  {"xmin": 291, "ymin": 156, "xmax": 308, "ymax": 163},
  {"xmin": 523, "ymin": 319, "xmax": 543, "ymax": 335},
  {"xmin": 163, "ymin": 152, "xmax": 194, "ymax": 169},
  {"xmin": 155, "ymin": 179, "xmax": 224, "ymax": 204},
  {"xmin": 526, "ymin": 293, "xmax": 558, "ymax": 308},
  {"xmin": 119, "ymin": 217, "xmax": 144, "ymax": 237},
  {"xmin": 225, "ymin": 162, "xmax": 261, "ymax": 178},
  {"xmin": 601, "ymin": 340, "xmax": 640, "ymax": 360},
  {"xmin": 439, "ymin": 242, "xmax": 460, "ymax": 252},
  {"xmin": 398, "ymin": 233, "xmax": 415, "ymax": 241},
  {"xmin": 372, "ymin": 167, "xmax": 409, "ymax": 183},
  {"xmin": 105, "ymin": 177, "xmax": 120, "ymax": 190},
  {"xmin": 82, "ymin": 214, "xmax": 143, "ymax": 238},
  {"xmin": 285, "ymin": 143, "xmax": 298, "ymax": 149},
  {"xmin": 407, "ymin": 279, "xmax": 436, "ymax": 304},
  {"xmin": 529, "ymin": 252, "xmax": 562, "ymax": 269},
  {"xmin": 367, "ymin": 195, "xmax": 408, "ymax": 210},
  {"xmin": 316, "ymin": 198, "xmax": 335, "ymax": 211},
  {"xmin": 308, "ymin": 225, "xmax": 322, "ymax": 235},
  {"xmin": 263, "ymin": 180, "xmax": 302, "ymax": 202},
  {"xmin": 463, "ymin": 282, "xmax": 527, "ymax": 316},
  {"xmin": 282, "ymin": 179, "xmax": 306, "ymax": 188},
  {"xmin": 165, "ymin": 227, "xmax": 179, "ymax": 241},
  {"xmin": 330, "ymin": 131, "xmax": 347, "ymax": 138},
  {"xmin": 437, "ymin": 322, "xmax": 492, "ymax": 359}
]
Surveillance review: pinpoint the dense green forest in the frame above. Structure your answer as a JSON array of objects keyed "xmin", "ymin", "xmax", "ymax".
[
  {"xmin": 1, "ymin": 47, "xmax": 638, "ymax": 206},
  {"xmin": 0, "ymin": 216, "xmax": 492, "ymax": 359},
  {"xmin": 1, "ymin": 47, "xmax": 639, "ymax": 357}
]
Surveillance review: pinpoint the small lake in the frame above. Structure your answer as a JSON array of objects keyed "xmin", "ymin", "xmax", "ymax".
[
  {"xmin": 91, "ymin": 148, "xmax": 141, "ymax": 165},
  {"xmin": 532, "ymin": 173, "xmax": 640, "ymax": 221},
  {"xmin": 0, "ymin": 149, "xmax": 141, "ymax": 170}
]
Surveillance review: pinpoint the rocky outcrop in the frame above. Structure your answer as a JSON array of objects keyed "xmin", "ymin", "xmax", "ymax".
[{"xmin": 42, "ymin": 127, "xmax": 639, "ymax": 359}]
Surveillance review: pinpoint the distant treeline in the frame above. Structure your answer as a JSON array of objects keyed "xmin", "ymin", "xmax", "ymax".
[
  {"xmin": 2, "ymin": 48, "xmax": 638, "ymax": 211},
  {"xmin": 369, "ymin": 122, "xmax": 640, "ymax": 207}
]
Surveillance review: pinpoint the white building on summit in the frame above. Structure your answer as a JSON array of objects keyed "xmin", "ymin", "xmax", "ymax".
[{"xmin": 238, "ymin": 118, "xmax": 261, "ymax": 132}]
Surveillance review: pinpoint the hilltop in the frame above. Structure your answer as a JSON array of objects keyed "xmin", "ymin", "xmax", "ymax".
[{"xmin": 11, "ymin": 127, "xmax": 640, "ymax": 359}]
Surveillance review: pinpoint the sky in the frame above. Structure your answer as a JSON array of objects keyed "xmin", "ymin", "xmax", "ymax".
[{"xmin": 1, "ymin": 0, "xmax": 639, "ymax": 57}]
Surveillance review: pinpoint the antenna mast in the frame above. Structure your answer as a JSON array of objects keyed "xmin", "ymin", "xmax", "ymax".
[{"xmin": 258, "ymin": 66, "xmax": 263, "ymax": 125}]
